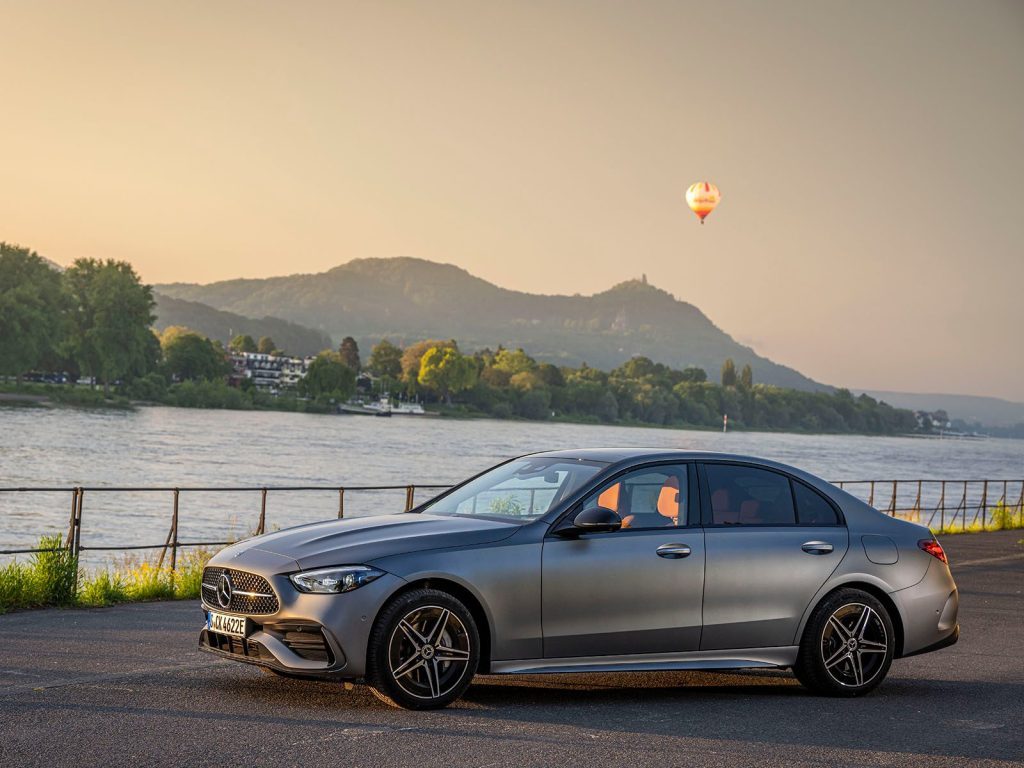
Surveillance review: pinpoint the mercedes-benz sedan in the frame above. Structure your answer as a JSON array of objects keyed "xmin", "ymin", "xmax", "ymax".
[{"xmin": 198, "ymin": 449, "xmax": 959, "ymax": 709}]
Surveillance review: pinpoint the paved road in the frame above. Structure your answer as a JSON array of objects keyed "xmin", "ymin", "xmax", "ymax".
[{"xmin": 1, "ymin": 531, "xmax": 1022, "ymax": 767}]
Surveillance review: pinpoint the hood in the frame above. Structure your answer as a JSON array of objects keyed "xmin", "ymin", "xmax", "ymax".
[{"xmin": 243, "ymin": 513, "xmax": 520, "ymax": 570}]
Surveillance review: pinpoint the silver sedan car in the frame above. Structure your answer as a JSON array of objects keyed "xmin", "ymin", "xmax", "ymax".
[{"xmin": 199, "ymin": 449, "xmax": 959, "ymax": 709}]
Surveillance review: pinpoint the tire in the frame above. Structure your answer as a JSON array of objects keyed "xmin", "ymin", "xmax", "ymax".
[
  {"xmin": 794, "ymin": 588, "xmax": 895, "ymax": 697},
  {"xmin": 365, "ymin": 588, "xmax": 480, "ymax": 710}
]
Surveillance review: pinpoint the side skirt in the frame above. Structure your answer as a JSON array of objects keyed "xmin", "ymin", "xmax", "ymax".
[{"xmin": 489, "ymin": 647, "xmax": 799, "ymax": 675}]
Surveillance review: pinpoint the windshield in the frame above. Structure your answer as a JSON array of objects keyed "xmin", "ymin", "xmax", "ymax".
[{"xmin": 419, "ymin": 457, "xmax": 607, "ymax": 522}]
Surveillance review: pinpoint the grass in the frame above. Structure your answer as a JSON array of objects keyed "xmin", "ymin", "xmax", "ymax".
[
  {"xmin": 932, "ymin": 501, "xmax": 1024, "ymax": 536},
  {"xmin": 0, "ymin": 536, "xmax": 213, "ymax": 614}
]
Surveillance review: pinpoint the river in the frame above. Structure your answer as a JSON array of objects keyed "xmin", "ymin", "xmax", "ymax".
[{"xmin": 1, "ymin": 405, "xmax": 1022, "ymax": 564}]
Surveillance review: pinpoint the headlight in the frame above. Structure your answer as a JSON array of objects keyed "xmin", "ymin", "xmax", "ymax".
[{"xmin": 289, "ymin": 565, "xmax": 385, "ymax": 594}]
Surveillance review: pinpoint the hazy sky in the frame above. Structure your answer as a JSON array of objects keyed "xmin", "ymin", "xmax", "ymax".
[{"xmin": 2, "ymin": 1, "xmax": 1022, "ymax": 400}]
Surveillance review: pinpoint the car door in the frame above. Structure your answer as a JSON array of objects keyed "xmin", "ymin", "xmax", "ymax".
[
  {"xmin": 541, "ymin": 463, "xmax": 705, "ymax": 658},
  {"xmin": 698, "ymin": 462, "xmax": 849, "ymax": 650}
]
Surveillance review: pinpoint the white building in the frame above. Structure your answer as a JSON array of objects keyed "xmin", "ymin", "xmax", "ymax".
[{"xmin": 231, "ymin": 352, "xmax": 314, "ymax": 393}]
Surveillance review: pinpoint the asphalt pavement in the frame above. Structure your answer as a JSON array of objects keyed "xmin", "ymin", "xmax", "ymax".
[{"xmin": 1, "ymin": 530, "xmax": 1021, "ymax": 767}]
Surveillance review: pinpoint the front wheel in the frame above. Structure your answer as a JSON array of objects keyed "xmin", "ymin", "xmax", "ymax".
[
  {"xmin": 365, "ymin": 588, "xmax": 480, "ymax": 709},
  {"xmin": 795, "ymin": 588, "xmax": 895, "ymax": 697}
]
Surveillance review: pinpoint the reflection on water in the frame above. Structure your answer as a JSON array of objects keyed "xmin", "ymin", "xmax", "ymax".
[{"xmin": 1, "ymin": 405, "xmax": 1021, "ymax": 564}]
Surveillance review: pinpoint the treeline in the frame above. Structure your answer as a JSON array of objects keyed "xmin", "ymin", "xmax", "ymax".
[
  {"xmin": 356, "ymin": 338, "xmax": 920, "ymax": 434},
  {"xmin": 1, "ymin": 242, "xmax": 919, "ymax": 433}
]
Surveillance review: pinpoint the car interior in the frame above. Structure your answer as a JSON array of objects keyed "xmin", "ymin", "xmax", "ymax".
[{"xmin": 594, "ymin": 472, "xmax": 685, "ymax": 528}]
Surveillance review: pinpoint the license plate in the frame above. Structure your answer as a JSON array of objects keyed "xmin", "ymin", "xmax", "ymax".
[{"xmin": 207, "ymin": 610, "xmax": 247, "ymax": 638}]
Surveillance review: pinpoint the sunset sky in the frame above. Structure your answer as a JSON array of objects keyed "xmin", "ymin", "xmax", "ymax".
[{"xmin": 2, "ymin": 1, "xmax": 1022, "ymax": 400}]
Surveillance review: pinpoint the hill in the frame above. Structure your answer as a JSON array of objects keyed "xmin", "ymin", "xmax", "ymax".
[
  {"xmin": 157, "ymin": 257, "xmax": 830, "ymax": 391},
  {"xmin": 153, "ymin": 293, "xmax": 332, "ymax": 357}
]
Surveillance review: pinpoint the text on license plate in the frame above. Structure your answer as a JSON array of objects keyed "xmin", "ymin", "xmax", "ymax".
[{"xmin": 207, "ymin": 611, "xmax": 246, "ymax": 638}]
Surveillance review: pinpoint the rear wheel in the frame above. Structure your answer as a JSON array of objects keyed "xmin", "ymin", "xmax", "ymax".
[
  {"xmin": 795, "ymin": 588, "xmax": 895, "ymax": 697},
  {"xmin": 366, "ymin": 588, "xmax": 479, "ymax": 710}
]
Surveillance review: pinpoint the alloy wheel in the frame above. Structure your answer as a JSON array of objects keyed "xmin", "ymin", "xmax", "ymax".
[
  {"xmin": 387, "ymin": 605, "xmax": 472, "ymax": 700},
  {"xmin": 820, "ymin": 602, "xmax": 889, "ymax": 688}
]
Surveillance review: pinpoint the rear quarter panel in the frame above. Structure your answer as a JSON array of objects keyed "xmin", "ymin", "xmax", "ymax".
[{"xmin": 792, "ymin": 492, "xmax": 935, "ymax": 648}]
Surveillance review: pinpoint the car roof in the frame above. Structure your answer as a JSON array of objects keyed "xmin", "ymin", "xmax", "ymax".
[
  {"xmin": 525, "ymin": 448, "xmax": 825, "ymax": 481},
  {"xmin": 529, "ymin": 447, "xmax": 742, "ymax": 463}
]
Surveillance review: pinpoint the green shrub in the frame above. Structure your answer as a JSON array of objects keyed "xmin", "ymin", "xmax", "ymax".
[
  {"xmin": 172, "ymin": 549, "xmax": 212, "ymax": 599},
  {"xmin": 0, "ymin": 561, "xmax": 33, "ymax": 613},
  {"xmin": 78, "ymin": 570, "xmax": 129, "ymax": 607},
  {"xmin": 126, "ymin": 372, "xmax": 169, "ymax": 401},
  {"xmin": 990, "ymin": 501, "xmax": 1018, "ymax": 531},
  {"xmin": 29, "ymin": 535, "xmax": 78, "ymax": 606},
  {"xmin": 118, "ymin": 559, "xmax": 175, "ymax": 601}
]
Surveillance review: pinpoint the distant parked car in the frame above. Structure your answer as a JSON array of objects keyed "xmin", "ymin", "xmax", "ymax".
[{"xmin": 199, "ymin": 450, "xmax": 959, "ymax": 709}]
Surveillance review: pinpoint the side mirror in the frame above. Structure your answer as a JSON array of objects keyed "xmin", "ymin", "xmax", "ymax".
[{"xmin": 570, "ymin": 506, "xmax": 622, "ymax": 534}]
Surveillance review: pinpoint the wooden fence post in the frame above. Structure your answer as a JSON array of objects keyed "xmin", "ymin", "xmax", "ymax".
[
  {"xmin": 72, "ymin": 489, "xmax": 84, "ymax": 559},
  {"xmin": 170, "ymin": 488, "xmax": 180, "ymax": 572},
  {"xmin": 337, "ymin": 488, "xmax": 345, "ymax": 519},
  {"xmin": 257, "ymin": 488, "xmax": 267, "ymax": 535},
  {"xmin": 65, "ymin": 487, "xmax": 79, "ymax": 548},
  {"xmin": 938, "ymin": 480, "xmax": 946, "ymax": 530}
]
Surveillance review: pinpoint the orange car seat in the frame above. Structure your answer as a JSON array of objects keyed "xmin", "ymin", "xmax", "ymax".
[
  {"xmin": 711, "ymin": 488, "xmax": 737, "ymax": 524},
  {"xmin": 739, "ymin": 499, "xmax": 762, "ymax": 524},
  {"xmin": 597, "ymin": 483, "xmax": 621, "ymax": 513},
  {"xmin": 622, "ymin": 477, "xmax": 680, "ymax": 528}
]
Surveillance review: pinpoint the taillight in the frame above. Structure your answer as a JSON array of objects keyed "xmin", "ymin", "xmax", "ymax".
[{"xmin": 918, "ymin": 538, "xmax": 948, "ymax": 564}]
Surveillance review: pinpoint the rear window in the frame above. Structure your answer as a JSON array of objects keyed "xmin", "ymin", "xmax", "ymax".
[
  {"xmin": 705, "ymin": 464, "xmax": 796, "ymax": 525},
  {"xmin": 792, "ymin": 481, "xmax": 841, "ymax": 525}
]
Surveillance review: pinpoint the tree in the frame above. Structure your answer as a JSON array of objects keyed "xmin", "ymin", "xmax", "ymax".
[
  {"xmin": 257, "ymin": 336, "xmax": 277, "ymax": 355},
  {"xmin": 679, "ymin": 366, "xmax": 707, "ymax": 383},
  {"xmin": 418, "ymin": 346, "xmax": 477, "ymax": 403},
  {"xmin": 367, "ymin": 338, "xmax": 403, "ymax": 379},
  {"xmin": 740, "ymin": 363, "xmax": 753, "ymax": 389},
  {"xmin": 721, "ymin": 358, "xmax": 737, "ymax": 387},
  {"xmin": 534, "ymin": 363, "xmax": 565, "ymax": 388},
  {"xmin": 401, "ymin": 339, "xmax": 456, "ymax": 387},
  {"xmin": 492, "ymin": 348, "xmax": 536, "ymax": 375},
  {"xmin": 0, "ymin": 243, "xmax": 66, "ymax": 383},
  {"xmin": 298, "ymin": 352, "xmax": 356, "ymax": 401},
  {"xmin": 63, "ymin": 259, "xmax": 156, "ymax": 391},
  {"xmin": 161, "ymin": 327, "xmax": 229, "ymax": 381},
  {"xmin": 338, "ymin": 336, "xmax": 361, "ymax": 372},
  {"xmin": 229, "ymin": 334, "xmax": 257, "ymax": 353}
]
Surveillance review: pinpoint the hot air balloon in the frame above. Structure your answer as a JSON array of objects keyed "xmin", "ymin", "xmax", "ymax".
[{"xmin": 686, "ymin": 181, "xmax": 720, "ymax": 224}]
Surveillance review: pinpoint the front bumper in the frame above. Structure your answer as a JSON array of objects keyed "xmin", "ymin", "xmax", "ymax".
[
  {"xmin": 197, "ymin": 565, "xmax": 405, "ymax": 679},
  {"xmin": 199, "ymin": 618, "xmax": 346, "ymax": 676}
]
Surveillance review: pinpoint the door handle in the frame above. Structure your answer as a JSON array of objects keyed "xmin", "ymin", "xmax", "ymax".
[
  {"xmin": 656, "ymin": 543, "xmax": 692, "ymax": 559},
  {"xmin": 801, "ymin": 541, "xmax": 834, "ymax": 555}
]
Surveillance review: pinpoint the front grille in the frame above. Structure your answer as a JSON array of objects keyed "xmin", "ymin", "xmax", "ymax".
[
  {"xmin": 202, "ymin": 567, "xmax": 280, "ymax": 615},
  {"xmin": 202, "ymin": 630, "xmax": 269, "ymax": 660}
]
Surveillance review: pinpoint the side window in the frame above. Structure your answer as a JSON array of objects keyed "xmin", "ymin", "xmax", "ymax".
[
  {"xmin": 792, "ymin": 481, "xmax": 840, "ymax": 525},
  {"xmin": 583, "ymin": 465, "xmax": 690, "ymax": 529},
  {"xmin": 705, "ymin": 464, "xmax": 796, "ymax": 526}
]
